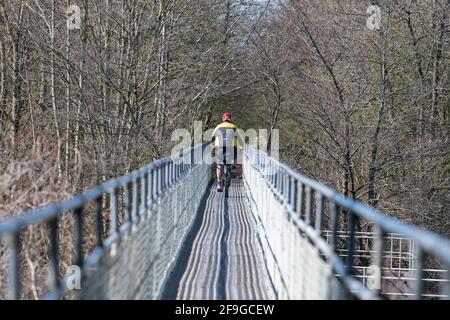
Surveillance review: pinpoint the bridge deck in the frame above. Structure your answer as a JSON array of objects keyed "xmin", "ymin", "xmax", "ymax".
[{"xmin": 173, "ymin": 180, "xmax": 276, "ymax": 300}]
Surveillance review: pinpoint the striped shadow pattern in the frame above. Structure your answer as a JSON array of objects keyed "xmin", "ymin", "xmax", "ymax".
[{"xmin": 175, "ymin": 180, "xmax": 276, "ymax": 300}]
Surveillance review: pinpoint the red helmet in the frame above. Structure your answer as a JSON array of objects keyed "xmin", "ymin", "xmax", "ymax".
[{"xmin": 222, "ymin": 112, "xmax": 233, "ymax": 122}]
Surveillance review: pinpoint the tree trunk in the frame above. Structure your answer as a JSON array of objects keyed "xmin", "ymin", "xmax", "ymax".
[
  {"xmin": 430, "ymin": 2, "xmax": 445, "ymax": 137},
  {"xmin": 0, "ymin": 40, "xmax": 5, "ymax": 137},
  {"xmin": 50, "ymin": 0, "xmax": 63, "ymax": 180},
  {"xmin": 8, "ymin": 1, "xmax": 25, "ymax": 147},
  {"xmin": 65, "ymin": 0, "xmax": 72, "ymax": 178},
  {"xmin": 368, "ymin": 45, "xmax": 389, "ymax": 208}
]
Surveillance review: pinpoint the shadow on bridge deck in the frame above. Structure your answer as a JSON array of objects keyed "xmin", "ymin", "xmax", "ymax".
[{"xmin": 162, "ymin": 180, "xmax": 276, "ymax": 300}]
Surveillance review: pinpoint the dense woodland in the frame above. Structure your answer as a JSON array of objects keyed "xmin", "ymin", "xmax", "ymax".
[{"xmin": 0, "ymin": 0, "xmax": 449, "ymax": 298}]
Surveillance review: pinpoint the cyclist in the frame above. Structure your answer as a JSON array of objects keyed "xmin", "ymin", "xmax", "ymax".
[{"xmin": 211, "ymin": 112, "xmax": 242, "ymax": 192}]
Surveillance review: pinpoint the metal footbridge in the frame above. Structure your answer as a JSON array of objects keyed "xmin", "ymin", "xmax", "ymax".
[{"xmin": 1, "ymin": 144, "xmax": 450, "ymax": 300}]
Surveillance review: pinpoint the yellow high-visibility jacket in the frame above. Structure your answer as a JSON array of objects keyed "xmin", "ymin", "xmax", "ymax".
[{"xmin": 211, "ymin": 121, "xmax": 243, "ymax": 149}]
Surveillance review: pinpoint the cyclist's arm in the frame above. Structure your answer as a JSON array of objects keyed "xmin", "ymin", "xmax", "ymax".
[
  {"xmin": 211, "ymin": 126, "xmax": 218, "ymax": 155},
  {"xmin": 211, "ymin": 126, "xmax": 218, "ymax": 147}
]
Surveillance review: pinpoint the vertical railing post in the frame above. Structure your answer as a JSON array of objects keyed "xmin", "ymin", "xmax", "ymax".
[
  {"xmin": 48, "ymin": 217, "xmax": 59, "ymax": 293},
  {"xmin": 165, "ymin": 163, "xmax": 169, "ymax": 190},
  {"xmin": 163, "ymin": 164, "xmax": 167, "ymax": 192},
  {"xmin": 153, "ymin": 167, "xmax": 158, "ymax": 200},
  {"xmin": 124, "ymin": 182, "xmax": 131, "ymax": 223},
  {"xmin": 296, "ymin": 181, "xmax": 304, "ymax": 218},
  {"xmin": 414, "ymin": 244, "xmax": 424, "ymax": 300},
  {"xmin": 372, "ymin": 225, "xmax": 385, "ymax": 296},
  {"xmin": 273, "ymin": 166, "xmax": 277, "ymax": 189},
  {"xmin": 132, "ymin": 177, "xmax": 138, "ymax": 222},
  {"xmin": 315, "ymin": 193, "xmax": 323, "ymax": 235},
  {"xmin": 305, "ymin": 187, "xmax": 313, "ymax": 225},
  {"xmin": 330, "ymin": 202, "xmax": 339, "ymax": 252},
  {"xmin": 148, "ymin": 169, "xmax": 153, "ymax": 208},
  {"xmin": 291, "ymin": 177, "xmax": 297, "ymax": 213},
  {"xmin": 285, "ymin": 173, "xmax": 290, "ymax": 207},
  {"xmin": 141, "ymin": 171, "xmax": 148, "ymax": 216},
  {"xmin": 6, "ymin": 232, "xmax": 21, "ymax": 300},
  {"xmin": 110, "ymin": 188, "xmax": 119, "ymax": 235},
  {"xmin": 160, "ymin": 164, "xmax": 165, "ymax": 193},
  {"xmin": 74, "ymin": 207, "xmax": 84, "ymax": 268},
  {"xmin": 279, "ymin": 170, "xmax": 283, "ymax": 195},
  {"xmin": 157, "ymin": 166, "xmax": 162, "ymax": 197},
  {"xmin": 95, "ymin": 196, "xmax": 104, "ymax": 247},
  {"xmin": 172, "ymin": 161, "xmax": 176, "ymax": 185},
  {"xmin": 346, "ymin": 212, "xmax": 356, "ymax": 275}
]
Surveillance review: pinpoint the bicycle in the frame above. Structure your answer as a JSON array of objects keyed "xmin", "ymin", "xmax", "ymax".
[
  {"xmin": 213, "ymin": 147, "xmax": 236, "ymax": 198},
  {"xmin": 222, "ymin": 163, "xmax": 233, "ymax": 198}
]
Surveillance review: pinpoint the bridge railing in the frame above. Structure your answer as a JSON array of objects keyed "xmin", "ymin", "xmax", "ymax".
[
  {"xmin": 0, "ymin": 144, "xmax": 210, "ymax": 300},
  {"xmin": 243, "ymin": 144, "xmax": 450, "ymax": 299}
]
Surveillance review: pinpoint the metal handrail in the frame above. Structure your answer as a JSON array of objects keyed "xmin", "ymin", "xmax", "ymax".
[{"xmin": 243, "ymin": 144, "xmax": 450, "ymax": 299}]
